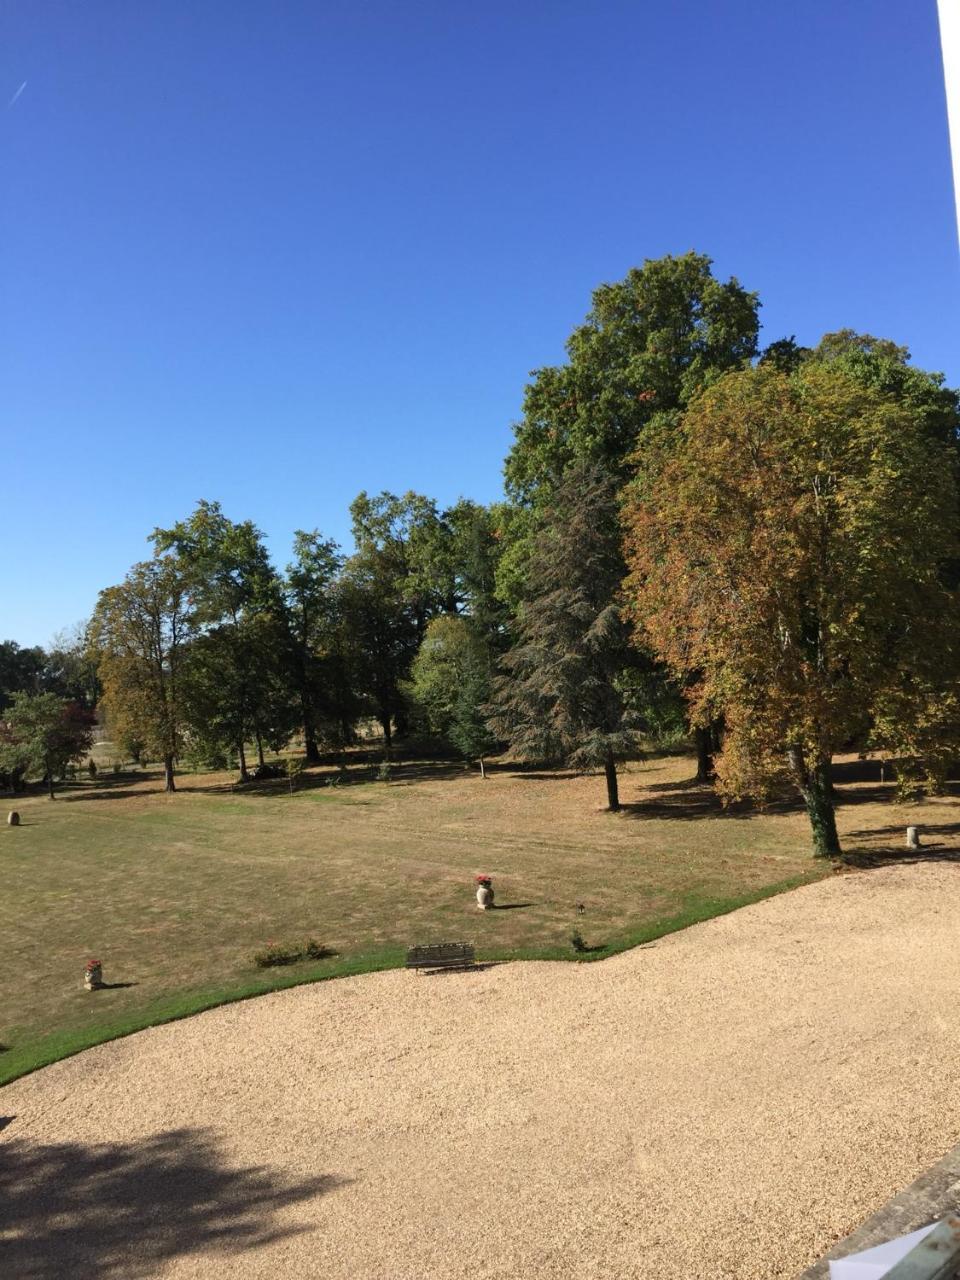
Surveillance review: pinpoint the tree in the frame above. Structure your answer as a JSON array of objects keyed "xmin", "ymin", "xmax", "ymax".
[
  {"xmin": 0, "ymin": 641, "xmax": 46, "ymax": 712},
  {"xmin": 408, "ymin": 615, "xmax": 497, "ymax": 774},
  {"xmin": 43, "ymin": 622, "xmax": 101, "ymax": 709},
  {"xmin": 151, "ymin": 501, "xmax": 283, "ymax": 782},
  {"xmin": 282, "ymin": 531, "xmax": 345, "ymax": 763},
  {"xmin": 503, "ymin": 251, "xmax": 760, "ymax": 504},
  {"xmin": 488, "ymin": 461, "xmax": 644, "ymax": 811},
  {"xmin": 0, "ymin": 692, "xmax": 94, "ymax": 799},
  {"xmin": 497, "ymin": 253, "xmax": 760, "ymax": 773},
  {"xmin": 623, "ymin": 361, "xmax": 960, "ymax": 856},
  {"xmin": 92, "ymin": 558, "xmax": 193, "ymax": 792}
]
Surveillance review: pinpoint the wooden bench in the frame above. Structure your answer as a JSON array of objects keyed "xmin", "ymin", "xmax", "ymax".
[{"xmin": 406, "ymin": 942, "xmax": 476, "ymax": 973}]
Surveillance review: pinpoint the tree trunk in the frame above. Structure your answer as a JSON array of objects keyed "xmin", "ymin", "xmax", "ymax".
[
  {"xmin": 163, "ymin": 754, "xmax": 176, "ymax": 793},
  {"xmin": 787, "ymin": 746, "xmax": 841, "ymax": 857},
  {"xmin": 47, "ymin": 773, "xmax": 55, "ymax": 800},
  {"xmin": 256, "ymin": 731, "xmax": 265, "ymax": 768},
  {"xmin": 694, "ymin": 726, "xmax": 715, "ymax": 782},
  {"xmin": 237, "ymin": 741, "xmax": 249, "ymax": 783},
  {"xmin": 304, "ymin": 725, "xmax": 320, "ymax": 765},
  {"xmin": 479, "ymin": 756, "xmax": 486, "ymax": 779},
  {"xmin": 604, "ymin": 752, "xmax": 620, "ymax": 812},
  {"xmin": 380, "ymin": 716, "xmax": 392, "ymax": 752}
]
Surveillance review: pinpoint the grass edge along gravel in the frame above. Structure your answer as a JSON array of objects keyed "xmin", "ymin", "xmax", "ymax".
[{"xmin": 0, "ymin": 871, "xmax": 826, "ymax": 1088}]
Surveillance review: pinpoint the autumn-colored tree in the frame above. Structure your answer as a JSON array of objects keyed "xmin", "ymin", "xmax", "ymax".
[
  {"xmin": 623, "ymin": 361, "xmax": 960, "ymax": 856},
  {"xmin": 92, "ymin": 557, "xmax": 193, "ymax": 792}
]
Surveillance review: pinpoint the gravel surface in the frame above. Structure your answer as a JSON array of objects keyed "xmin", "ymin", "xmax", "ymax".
[{"xmin": 4, "ymin": 862, "xmax": 960, "ymax": 1279}]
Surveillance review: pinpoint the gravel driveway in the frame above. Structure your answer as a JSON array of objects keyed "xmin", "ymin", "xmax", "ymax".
[{"xmin": 3, "ymin": 862, "xmax": 960, "ymax": 1279}]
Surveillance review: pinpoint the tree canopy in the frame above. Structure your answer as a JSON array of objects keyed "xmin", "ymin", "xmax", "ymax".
[{"xmin": 623, "ymin": 360, "xmax": 960, "ymax": 854}]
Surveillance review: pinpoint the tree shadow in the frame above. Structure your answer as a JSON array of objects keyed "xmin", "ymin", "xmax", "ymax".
[
  {"xmin": 490, "ymin": 902, "xmax": 534, "ymax": 910},
  {"xmin": 0, "ymin": 1126, "xmax": 345, "ymax": 1278},
  {"xmin": 839, "ymin": 820, "xmax": 960, "ymax": 868}
]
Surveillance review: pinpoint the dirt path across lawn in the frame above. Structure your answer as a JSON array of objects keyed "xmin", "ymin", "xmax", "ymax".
[{"xmin": 3, "ymin": 861, "xmax": 960, "ymax": 1279}]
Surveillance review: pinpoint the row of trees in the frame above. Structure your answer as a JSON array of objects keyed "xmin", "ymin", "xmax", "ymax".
[{"xmin": 3, "ymin": 252, "xmax": 959, "ymax": 855}]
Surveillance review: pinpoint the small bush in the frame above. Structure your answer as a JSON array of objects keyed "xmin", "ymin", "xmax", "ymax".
[
  {"xmin": 111, "ymin": 760, "xmax": 122, "ymax": 776},
  {"xmin": 253, "ymin": 941, "xmax": 301, "ymax": 968},
  {"xmin": 570, "ymin": 930, "xmax": 587, "ymax": 953},
  {"xmin": 253, "ymin": 938, "xmax": 334, "ymax": 967},
  {"xmin": 87, "ymin": 759, "xmax": 98, "ymax": 779},
  {"xmin": 376, "ymin": 762, "xmax": 392, "ymax": 782}
]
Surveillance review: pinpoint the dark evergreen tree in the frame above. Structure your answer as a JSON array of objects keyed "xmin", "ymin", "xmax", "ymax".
[{"xmin": 487, "ymin": 462, "xmax": 643, "ymax": 811}]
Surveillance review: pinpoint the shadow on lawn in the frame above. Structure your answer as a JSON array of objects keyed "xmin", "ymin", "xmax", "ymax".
[
  {"xmin": 623, "ymin": 759, "xmax": 946, "ymax": 823},
  {"xmin": 0, "ymin": 1126, "xmax": 344, "ymax": 1278}
]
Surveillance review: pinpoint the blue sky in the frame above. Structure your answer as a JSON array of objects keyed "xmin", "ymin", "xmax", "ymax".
[{"xmin": 2, "ymin": 0, "xmax": 958, "ymax": 646}]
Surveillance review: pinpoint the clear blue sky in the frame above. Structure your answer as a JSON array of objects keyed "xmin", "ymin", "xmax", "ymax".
[{"xmin": 2, "ymin": 1, "xmax": 958, "ymax": 647}]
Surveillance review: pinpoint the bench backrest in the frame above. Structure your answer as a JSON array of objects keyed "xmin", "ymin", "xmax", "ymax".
[{"xmin": 406, "ymin": 942, "xmax": 475, "ymax": 968}]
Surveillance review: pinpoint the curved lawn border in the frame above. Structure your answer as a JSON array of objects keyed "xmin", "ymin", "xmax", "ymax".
[{"xmin": 0, "ymin": 870, "xmax": 826, "ymax": 1088}]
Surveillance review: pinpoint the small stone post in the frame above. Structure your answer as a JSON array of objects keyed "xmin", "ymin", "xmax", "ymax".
[
  {"xmin": 7, "ymin": 812, "xmax": 20, "ymax": 826},
  {"xmin": 906, "ymin": 825, "xmax": 921, "ymax": 851}
]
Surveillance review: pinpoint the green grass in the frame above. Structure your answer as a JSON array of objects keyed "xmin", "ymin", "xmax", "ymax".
[{"xmin": 3, "ymin": 748, "xmax": 928, "ymax": 1087}]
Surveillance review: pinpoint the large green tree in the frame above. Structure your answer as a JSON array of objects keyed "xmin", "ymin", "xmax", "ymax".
[
  {"xmin": 488, "ymin": 461, "xmax": 643, "ymax": 811},
  {"xmin": 624, "ymin": 360, "xmax": 960, "ymax": 856},
  {"xmin": 408, "ymin": 614, "xmax": 497, "ymax": 774},
  {"xmin": 504, "ymin": 251, "xmax": 760, "ymax": 505},
  {"xmin": 498, "ymin": 253, "xmax": 760, "ymax": 776},
  {"xmin": 152, "ymin": 501, "xmax": 283, "ymax": 782}
]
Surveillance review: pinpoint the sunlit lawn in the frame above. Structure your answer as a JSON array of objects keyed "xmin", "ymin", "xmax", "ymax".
[{"xmin": 2, "ymin": 749, "xmax": 949, "ymax": 1084}]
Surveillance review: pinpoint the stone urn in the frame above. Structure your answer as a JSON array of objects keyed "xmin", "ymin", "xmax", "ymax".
[
  {"xmin": 7, "ymin": 811, "xmax": 20, "ymax": 827},
  {"xmin": 84, "ymin": 961, "xmax": 102, "ymax": 990},
  {"xmin": 475, "ymin": 875, "xmax": 494, "ymax": 910}
]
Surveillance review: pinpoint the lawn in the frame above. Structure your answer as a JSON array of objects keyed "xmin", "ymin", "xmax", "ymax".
[{"xmin": 1, "ymin": 749, "xmax": 949, "ymax": 1085}]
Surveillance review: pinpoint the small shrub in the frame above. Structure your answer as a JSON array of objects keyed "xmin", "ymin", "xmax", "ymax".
[
  {"xmin": 253, "ymin": 938, "xmax": 334, "ymax": 967},
  {"xmin": 87, "ymin": 759, "xmax": 98, "ymax": 779},
  {"xmin": 253, "ymin": 941, "xmax": 301, "ymax": 969},
  {"xmin": 284, "ymin": 758, "xmax": 305, "ymax": 792},
  {"xmin": 570, "ymin": 930, "xmax": 587, "ymax": 953},
  {"xmin": 376, "ymin": 762, "xmax": 392, "ymax": 782},
  {"xmin": 111, "ymin": 760, "xmax": 122, "ymax": 776}
]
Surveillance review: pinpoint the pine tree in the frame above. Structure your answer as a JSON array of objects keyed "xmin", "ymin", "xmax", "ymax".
[{"xmin": 488, "ymin": 461, "xmax": 643, "ymax": 811}]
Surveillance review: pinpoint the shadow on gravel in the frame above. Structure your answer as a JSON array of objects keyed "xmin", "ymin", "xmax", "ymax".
[{"xmin": 0, "ymin": 1126, "xmax": 345, "ymax": 1278}]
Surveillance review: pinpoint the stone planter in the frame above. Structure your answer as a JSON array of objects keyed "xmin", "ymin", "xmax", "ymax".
[
  {"xmin": 475, "ymin": 878, "xmax": 494, "ymax": 910},
  {"xmin": 7, "ymin": 811, "xmax": 19, "ymax": 827},
  {"xmin": 906, "ymin": 825, "xmax": 921, "ymax": 851},
  {"xmin": 84, "ymin": 963, "xmax": 102, "ymax": 990}
]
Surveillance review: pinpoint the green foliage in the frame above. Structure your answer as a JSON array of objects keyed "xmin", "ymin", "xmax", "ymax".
[
  {"xmin": 489, "ymin": 461, "xmax": 645, "ymax": 809},
  {"xmin": 504, "ymin": 251, "xmax": 760, "ymax": 503},
  {"xmin": 151, "ymin": 501, "xmax": 290, "ymax": 781},
  {"xmin": 0, "ymin": 692, "xmax": 95, "ymax": 798}
]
